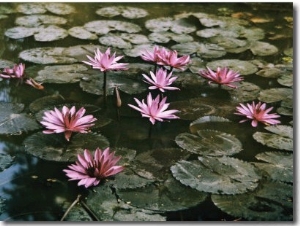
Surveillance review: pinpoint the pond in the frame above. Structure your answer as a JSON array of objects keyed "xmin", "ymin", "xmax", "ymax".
[{"xmin": 0, "ymin": 2, "xmax": 293, "ymax": 222}]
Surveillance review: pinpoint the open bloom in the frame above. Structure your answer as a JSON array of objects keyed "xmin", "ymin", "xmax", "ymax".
[
  {"xmin": 235, "ymin": 101, "xmax": 281, "ymax": 127},
  {"xmin": 0, "ymin": 63, "xmax": 25, "ymax": 79},
  {"xmin": 143, "ymin": 68, "xmax": 180, "ymax": 92},
  {"xmin": 157, "ymin": 49, "xmax": 190, "ymax": 71},
  {"xmin": 40, "ymin": 106, "xmax": 97, "ymax": 141},
  {"xmin": 82, "ymin": 48, "xmax": 128, "ymax": 72},
  {"xmin": 199, "ymin": 67, "xmax": 243, "ymax": 88},
  {"xmin": 140, "ymin": 46, "xmax": 165, "ymax": 64},
  {"xmin": 128, "ymin": 92, "xmax": 179, "ymax": 125},
  {"xmin": 63, "ymin": 147, "xmax": 124, "ymax": 188}
]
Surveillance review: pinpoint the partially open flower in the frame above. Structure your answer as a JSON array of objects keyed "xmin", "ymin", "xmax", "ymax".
[
  {"xmin": 40, "ymin": 106, "xmax": 97, "ymax": 141},
  {"xmin": 63, "ymin": 147, "xmax": 124, "ymax": 188},
  {"xmin": 0, "ymin": 63, "xmax": 25, "ymax": 79},
  {"xmin": 157, "ymin": 49, "xmax": 190, "ymax": 71}
]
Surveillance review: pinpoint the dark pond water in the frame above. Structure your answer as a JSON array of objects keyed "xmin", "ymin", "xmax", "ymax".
[{"xmin": 0, "ymin": 2, "xmax": 293, "ymax": 222}]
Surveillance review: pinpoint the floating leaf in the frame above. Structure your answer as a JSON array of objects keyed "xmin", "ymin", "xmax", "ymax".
[
  {"xmin": 99, "ymin": 34, "xmax": 132, "ymax": 49},
  {"xmin": 0, "ymin": 102, "xmax": 41, "ymax": 135},
  {"xmin": 29, "ymin": 93, "xmax": 69, "ymax": 113},
  {"xmin": 19, "ymin": 47, "xmax": 78, "ymax": 64},
  {"xmin": 256, "ymin": 67, "xmax": 283, "ymax": 78},
  {"xmin": 209, "ymin": 36, "xmax": 250, "ymax": 53},
  {"xmin": 250, "ymin": 41, "xmax": 278, "ymax": 56},
  {"xmin": 277, "ymin": 73, "xmax": 293, "ymax": 87},
  {"xmin": 15, "ymin": 15, "xmax": 67, "ymax": 27},
  {"xmin": 212, "ymin": 181, "xmax": 293, "ymax": 220},
  {"xmin": 63, "ymin": 203, "xmax": 92, "ymax": 221},
  {"xmin": 171, "ymin": 156, "xmax": 261, "ymax": 194},
  {"xmin": 24, "ymin": 132, "xmax": 110, "ymax": 162},
  {"xmin": 253, "ymin": 131, "xmax": 293, "ymax": 151},
  {"xmin": 68, "ymin": 26, "xmax": 98, "ymax": 40},
  {"xmin": 175, "ymin": 130, "xmax": 242, "ymax": 157},
  {"xmin": 0, "ymin": 153, "xmax": 14, "ymax": 172},
  {"xmin": 284, "ymin": 47, "xmax": 293, "ymax": 57},
  {"xmin": 34, "ymin": 64, "xmax": 88, "ymax": 84},
  {"xmin": 190, "ymin": 116, "xmax": 230, "ymax": 127},
  {"xmin": 196, "ymin": 28, "xmax": 238, "ymax": 38},
  {"xmin": 123, "ymin": 43, "xmax": 156, "ymax": 58},
  {"xmin": 240, "ymin": 27, "xmax": 265, "ymax": 40},
  {"xmin": 264, "ymin": 125, "xmax": 293, "ymax": 139},
  {"xmin": 207, "ymin": 59, "xmax": 258, "ymax": 75},
  {"xmin": 120, "ymin": 33, "xmax": 149, "ymax": 45},
  {"xmin": 118, "ymin": 175, "xmax": 207, "ymax": 212},
  {"xmin": 96, "ymin": 6, "xmax": 148, "ymax": 19},
  {"xmin": 16, "ymin": 3, "xmax": 47, "ymax": 14},
  {"xmin": 86, "ymin": 184, "xmax": 166, "ymax": 221},
  {"xmin": 34, "ymin": 25, "xmax": 68, "ymax": 42},
  {"xmin": 253, "ymin": 152, "xmax": 293, "ymax": 183},
  {"xmin": 258, "ymin": 88, "xmax": 292, "ymax": 103},
  {"xmin": 4, "ymin": 26, "xmax": 38, "ymax": 39},
  {"xmin": 44, "ymin": 3, "xmax": 76, "ymax": 15},
  {"xmin": 225, "ymin": 81, "xmax": 261, "ymax": 103},
  {"xmin": 149, "ymin": 31, "xmax": 193, "ymax": 43}
]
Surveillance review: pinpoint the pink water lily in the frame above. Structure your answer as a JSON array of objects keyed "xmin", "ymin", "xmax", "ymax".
[
  {"xmin": 128, "ymin": 92, "xmax": 180, "ymax": 125},
  {"xmin": 40, "ymin": 106, "xmax": 97, "ymax": 141},
  {"xmin": 82, "ymin": 48, "xmax": 128, "ymax": 72},
  {"xmin": 0, "ymin": 63, "xmax": 25, "ymax": 79},
  {"xmin": 199, "ymin": 67, "xmax": 243, "ymax": 88},
  {"xmin": 235, "ymin": 101, "xmax": 281, "ymax": 127},
  {"xmin": 140, "ymin": 46, "xmax": 165, "ymax": 64},
  {"xmin": 143, "ymin": 68, "xmax": 180, "ymax": 92},
  {"xmin": 63, "ymin": 147, "xmax": 124, "ymax": 188},
  {"xmin": 157, "ymin": 49, "xmax": 190, "ymax": 71}
]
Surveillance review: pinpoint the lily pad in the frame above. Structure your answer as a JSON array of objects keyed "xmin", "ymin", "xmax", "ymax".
[
  {"xmin": 68, "ymin": 26, "xmax": 98, "ymax": 40},
  {"xmin": 149, "ymin": 31, "xmax": 193, "ymax": 43},
  {"xmin": 0, "ymin": 153, "xmax": 14, "ymax": 172},
  {"xmin": 240, "ymin": 27, "xmax": 265, "ymax": 40},
  {"xmin": 256, "ymin": 67, "xmax": 283, "ymax": 78},
  {"xmin": 86, "ymin": 184, "xmax": 166, "ymax": 221},
  {"xmin": 120, "ymin": 33, "xmax": 149, "ymax": 45},
  {"xmin": 250, "ymin": 41, "xmax": 278, "ymax": 56},
  {"xmin": 196, "ymin": 28, "xmax": 239, "ymax": 38},
  {"xmin": 277, "ymin": 73, "xmax": 293, "ymax": 87},
  {"xmin": 99, "ymin": 34, "xmax": 132, "ymax": 49},
  {"xmin": 16, "ymin": 3, "xmax": 47, "ymax": 14},
  {"xmin": 34, "ymin": 64, "xmax": 88, "ymax": 84},
  {"xmin": 80, "ymin": 73, "xmax": 148, "ymax": 96},
  {"xmin": 175, "ymin": 130, "xmax": 242, "ymax": 157},
  {"xmin": 44, "ymin": 3, "xmax": 76, "ymax": 15},
  {"xmin": 211, "ymin": 181, "xmax": 293, "ymax": 220},
  {"xmin": 0, "ymin": 59, "xmax": 14, "ymax": 70},
  {"xmin": 171, "ymin": 156, "xmax": 261, "ymax": 194},
  {"xmin": 264, "ymin": 125, "xmax": 293, "ymax": 139},
  {"xmin": 206, "ymin": 59, "xmax": 258, "ymax": 75},
  {"xmin": 225, "ymin": 81, "xmax": 261, "ymax": 103},
  {"xmin": 62, "ymin": 203, "xmax": 92, "ymax": 221},
  {"xmin": 84, "ymin": 20, "xmax": 141, "ymax": 35},
  {"xmin": 29, "ymin": 93, "xmax": 70, "ymax": 113},
  {"xmin": 15, "ymin": 15, "xmax": 67, "ymax": 27},
  {"xmin": 253, "ymin": 152, "xmax": 293, "ymax": 183},
  {"xmin": 19, "ymin": 47, "xmax": 78, "ymax": 64},
  {"xmin": 190, "ymin": 116, "xmax": 230, "ymax": 127},
  {"xmin": 123, "ymin": 44, "xmax": 156, "ymax": 58},
  {"xmin": 253, "ymin": 131, "xmax": 293, "ymax": 151},
  {"xmin": 0, "ymin": 102, "xmax": 41, "ymax": 135},
  {"xmin": 118, "ymin": 175, "xmax": 207, "ymax": 212},
  {"xmin": 96, "ymin": 6, "xmax": 148, "ymax": 19},
  {"xmin": 258, "ymin": 88, "xmax": 293, "ymax": 103},
  {"xmin": 24, "ymin": 132, "xmax": 110, "ymax": 162},
  {"xmin": 5, "ymin": 26, "xmax": 38, "ymax": 39},
  {"xmin": 209, "ymin": 36, "xmax": 250, "ymax": 53},
  {"xmin": 34, "ymin": 25, "xmax": 68, "ymax": 42}
]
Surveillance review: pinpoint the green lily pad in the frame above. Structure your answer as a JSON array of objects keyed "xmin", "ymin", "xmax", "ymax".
[
  {"xmin": 0, "ymin": 153, "xmax": 14, "ymax": 172},
  {"xmin": 16, "ymin": 3, "xmax": 47, "ymax": 14},
  {"xmin": 120, "ymin": 33, "xmax": 149, "ymax": 45},
  {"xmin": 206, "ymin": 59, "xmax": 258, "ymax": 75},
  {"xmin": 118, "ymin": 175, "xmax": 207, "ymax": 212},
  {"xmin": 250, "ymin": 41, "xmax": 278, "ymax": 56},
  {"xmin": 253, "ymin": 152, "xmax": 293, "ymax": 183},
  {"xmin": 264, "ymin": 125, "xmax": 293, "ymax": 139},
  {"xmin": 211, "ymin": 181, "xmax": 293, "ymax": 220},
  {"xmin": 277, "ymin": 73, "xmax": 293, "ymax": 87},
  {"xmin": 68, "ymin": 26, "xmax": 98, "ymax": 40},
  {"xmin": 190, "ymin": 116, "xmax": 230, "ymax": 126},
  {"xmin": 256, "ymin": 67, "xmax": 283, "ymax": 78},
  {"xmin": 34, "ymin": 64, "xmax": 88, "ymax": 84},
  {"xmin": 34, "ymin": 25, "xmax": 68, "ymax": 42},
  {"xmin": 225, "ymin": 81, "xmax": 261, "ymax": 103},
  {"xmin": 62, "ymin": 203, "xmax": 92, "ymax": 221},
  {"xmin": 24, "ymin": 132, "xmax": 110, "ymax": 162},
  {"xmin": 258, "ymin": 88, "xmax": 292, "ymax": 103},
  {"xmin": 15, "ymin": 15, "xmax": 67, "ymax": 27},
  {"xmin": 196, "ymin": 28, "xmax": 239, "ymax": 38},
  {"xmin": 149, "ymin": 31, "xmax": 193, "ymax": 43},
  {"xmin": 123, "ymin": 44, "xmax": 156, "ymax": 58},
  {"xmin": 0, "ymin": 102, "xmax": 41, "ymax": 135},
  {"xmin": 0, "ymin": 59, "xmax": 15, "ymax": 69},
  {"xmin": 96, "ymin": 6, "xmax": 148, "ymax": 19},
  {"xmin": 86, "ymin": 184, "xmax": 166, "ymax": 221},
  {"xmin": 171, "ymin": 156, "xmax": 261, "ymax": 194},
  {"xmin": 209, "ymin": 36, "xmax": 250, "ymax": 54},
  {"xmin": 240, "ymin": 27, "xmax": 265, "ymax": 40},
  {"xmin": 175, "ymin": 130, "xmax": 242, "ymax": 157},
  {"xmin": 4, "ymin": 26, "xmax": 38, "ymax": 39},
  {"xmin": 99, "ymin": 34, "xmax": 132, "ymax": 49},
  {"xmin": 44, "ymin": 3, "xmax": 76, "ymax": 15}
]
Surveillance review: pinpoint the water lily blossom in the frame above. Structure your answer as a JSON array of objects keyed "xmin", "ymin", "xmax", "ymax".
[
  {"xmin": 143, "ymin": 68, "xmax": 180, "ymax": 92},
  {"xmin": 25, "ymin": 77, "xmax": 44, "ymax": 90},
  {"xmin": 0, "ymin": 63, "xmax": 25, "ymax": 79},
  {"xmin": 82, "ymin": 48, "xmax": 128, "ymax": 72},
  {"xmin": 128, "ymin": 92, "xmax": 179, "ymax": 125},
  {"xmin": 63, "ymin": 147, "xmax": 124, "ymax": 188},
  {"xmin": 157, "ymin": 49, "xmax": 190, "ymax": 71},
  {"xmin": 40, "ymin": 106, "xmax": 97, "ymax": 141},
  {"xmin": 199, "ymin": 67, "xmax": 243, "ymax": 88},
  {"xmin": 140, "ymin": 46, "xmax": 164, "ymax": 64},
  {"xmin": 235, "ymin": 101, "xmax": 281, "ymax": 127}
]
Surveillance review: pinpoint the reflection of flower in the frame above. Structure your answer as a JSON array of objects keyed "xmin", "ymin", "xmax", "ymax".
[
  {"xmin": 82, "ymin": 48, "xmax": 128, "ymax": 72},
  {"xmin": 0, "ymin": 63, "xmax": 25, "ymax": 79},
  {"xmin": 128, "ymin": 92, "xmax": 179, "ymax": 125},
  {"xmin": 199, "ymin": 67, "xmax": 243, "ymax": 88},
  {"xmin": 235, "ymin": 101, "xmax": 281, "ymax": 127},
  {"xmin": 157, "ymin": 49, "xmax": 190, "ymax": 71},
  {"xmin": 143, "ymin": 68, "xmax": 179, "ymax": 92},
  {"xmin": 63, "ymin": 147, "xmax": 124, "ymax": 188},
  {"xmin": 40, "ymin": 106, "xmax": 97, "ymax": 141}
]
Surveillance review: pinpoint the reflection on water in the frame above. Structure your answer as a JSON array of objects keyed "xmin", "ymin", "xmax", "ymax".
[{"xmin": 0, "ymin": 2, "xmax": 293, "ymax": 221}]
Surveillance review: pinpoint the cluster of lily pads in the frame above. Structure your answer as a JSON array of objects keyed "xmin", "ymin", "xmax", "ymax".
[{"xmin": 0, "ymin": 2, "xmax": 293, "ymax": 221}]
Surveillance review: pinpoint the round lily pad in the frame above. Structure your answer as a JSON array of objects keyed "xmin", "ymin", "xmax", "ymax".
[
  {"xmin": 206, "ymin": 59, "xmax": 258, "ymax": 75},
  {"xmin": 5, "ymin": 26, "xmax": 38, "ymax": 39},
  {"xmin": 44, "ymin": 3, "xmax": 76, "ymax": 15},
  {"xmin": 123, "ymin": 43, "xmax": 156, "ymax": 58},
  {"xmin": 225, "ymin": 81, "xmax": 261, "ymax": 103},
  {"xmin": 34, "ymin": 25, "xmax": 68, "ymax": 42},
  {"xmin": 16, "ymin": 3, "xmax": 47, "ymax": 14},
  {"xmin": 211, "ymin": 181, "xmax": 293, "ymax": 220},
  {"xmin": 250, "ymin": 41, "xmax": 278, "ymax": 56},
  {"xmin": 264, "ymin": 125, "xmax": 293, "ymax": 139},
  {"xmin": 253, "ymin": 131, "xmax": 293, "ymax": 151},
  {"xmin": 149, "ymin": 31, "xmax": 193, "ymax": 43},
  {"xmin": 240, "ymin": 27, "xmax": 265, "ymax": 40},
  {"xmin": 253, "ymin": 151, "xmax": 293, "ymax": 183},
  {"xmin": 68, "ymin": 26, "xmax": 98, "ymax": 40},
  {"xmin": 24, "ymin": 132, "xmax": 110, "ymax": 162},
  {"xmin": 277, "ymin": 73, "xmax": 293, "ymax": 87},
  {"xmin": 0, "ymin": 59, "xmax": 15, "ymax": 69},
  {"xmin": 196, "ymin": 28, "xmax": 239, "ymax": 38},
  {"xmin": 258, "ymin": 88, "xmax": 292, "ymax": 103},
  {"xmin": 171, "ymin": 156, "xmax": 261, "ymax": 194},
  {"xmin": 96, "ymin": 6, "xmax": 148, "ymax": 19},
  {"xmin": 29, "ymin": 93, "xmax": 70, "ymax": 113},
  {"xmin": 175, "ymin": 130, "xmax": 242, "ymax": 157},
  {"xmin": 120, "ymin": 33, "xmax": 149, "ymax": 45},
  {"xmin": 15, "ymin": 15, "xmax": 67, "ymax": 27},
  {"xmin": 99, "ymin": 34, "xmax": 132, "ymax": 49},
  {"xmin": 209, "ymin": 36, "xmax": 250, "ymax": 54}
]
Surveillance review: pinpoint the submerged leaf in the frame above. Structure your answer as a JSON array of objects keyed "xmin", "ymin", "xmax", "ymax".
[{"xmin": 171, "ymin": 156, "xmax": 261, "ymax": 194}]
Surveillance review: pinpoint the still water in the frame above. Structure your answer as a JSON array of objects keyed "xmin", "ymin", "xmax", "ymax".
[{"xmin": 0, "ymin": 2, "xmax": 293, "ymax": 221}]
